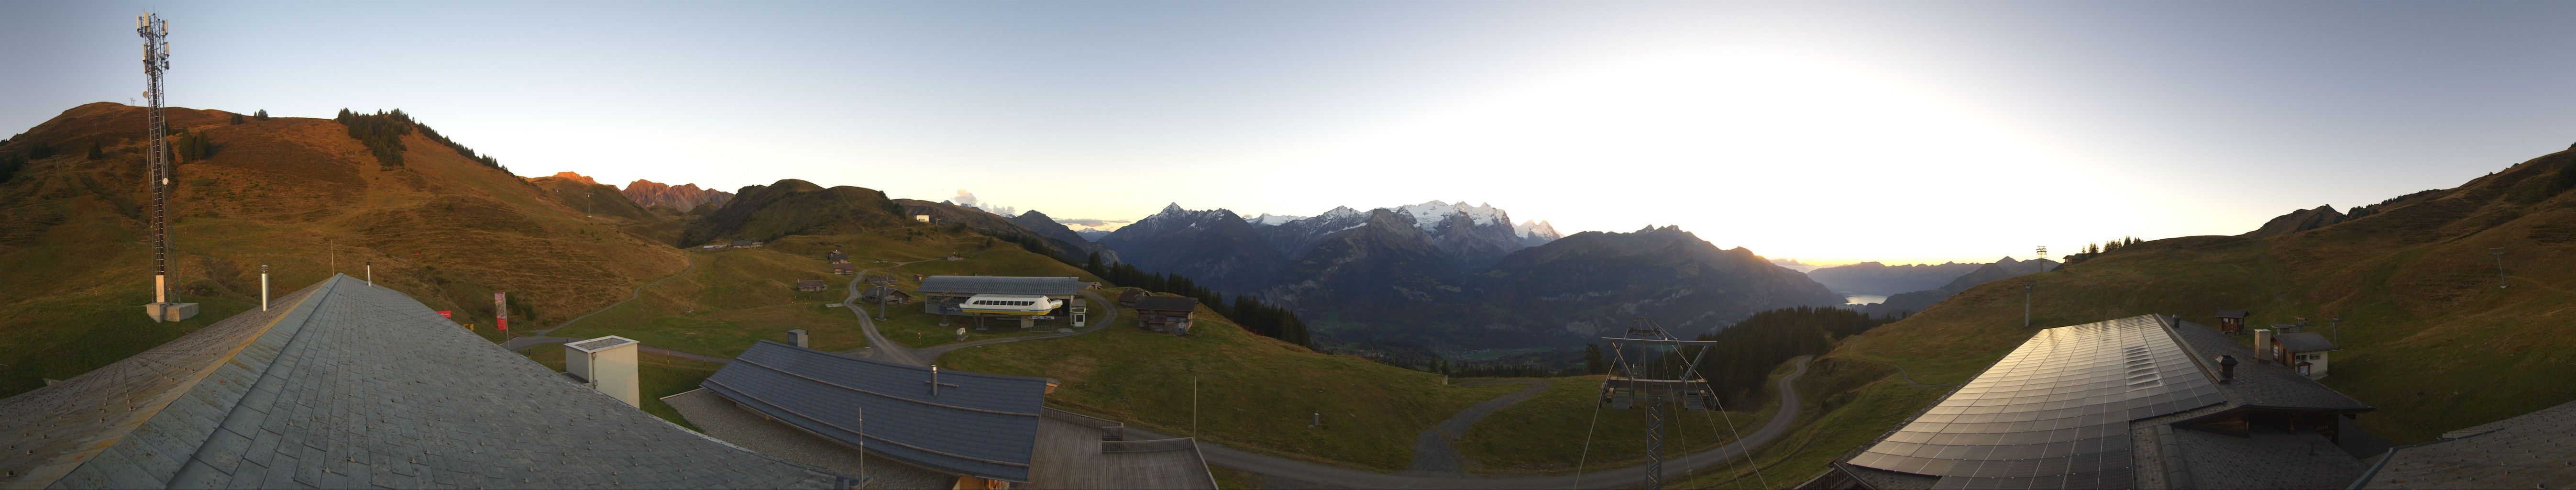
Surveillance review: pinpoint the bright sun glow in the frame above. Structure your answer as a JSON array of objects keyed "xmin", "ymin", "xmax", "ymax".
[{"xmin": 1260, "ymin": 50, "xmax": 2147, "ymax": 264}]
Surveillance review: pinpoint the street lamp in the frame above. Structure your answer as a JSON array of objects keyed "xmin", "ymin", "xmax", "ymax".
[{"xmin": 2022, "ymin": 281, "xmax": 2035, "ymax": 328}]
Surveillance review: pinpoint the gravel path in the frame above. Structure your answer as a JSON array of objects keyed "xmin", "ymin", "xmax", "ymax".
[{"xmin": 1406, "ymin": 379, "xmax": 1552, "ymax": 474}]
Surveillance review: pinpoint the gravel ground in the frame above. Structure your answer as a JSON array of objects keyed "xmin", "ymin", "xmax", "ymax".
[{"xmin": 665, "ymin": 389, "xmax": 954, "ymax": 489}]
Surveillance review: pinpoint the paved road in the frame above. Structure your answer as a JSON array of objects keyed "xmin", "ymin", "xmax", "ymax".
[
  {"xmin": 1144, "ymin": 355, "xmax": 1814, "ymax": 490},
  {"xmin": 1406, "ymin": 379, "xmax": 1552, "ymax": 474}
]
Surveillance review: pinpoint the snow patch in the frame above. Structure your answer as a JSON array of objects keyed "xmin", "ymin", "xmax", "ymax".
[{"xmin": 1245, "ymin": 213, "xmax": 1306, "ymax": 226}]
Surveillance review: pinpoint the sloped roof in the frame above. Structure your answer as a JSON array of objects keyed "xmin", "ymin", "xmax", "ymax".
[
  {"xmin": 1131, "ymin": 296, "xmax": 1200, "ymax": 313},
  {"xmin": 2275, "ymin": 332, "xmax": 2338, "ymax": 353},
  {"xmin": 2356, "ymin": 399, "xmax": 2576, "ymax": 489},
  {"xmin": 0, "ymin": 275, "xmax": 847, "ymax": 489},
  {"xmin": 917, "ymin": 276, "xmax": 1081, "ymax": 297},
  {"xmin": 2214, "ymin": 310, "xmax": 2248, "ymax": 319},
  {"xmin": 1843, "ymin": 315, "xmax": 2228, "ymax": 489},
  {"xmin": 702, "ymin": 341, "xmax": 1047, "ymax": 482}
]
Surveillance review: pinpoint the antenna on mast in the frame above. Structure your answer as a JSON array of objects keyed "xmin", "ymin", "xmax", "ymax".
[
  {"xmin": 138, "ymin": 12, "xmax": 197, "ymax": 322},
  {"xmin": 2036, "ymin": 245, "xmax": 2048, "ymax": 262}
]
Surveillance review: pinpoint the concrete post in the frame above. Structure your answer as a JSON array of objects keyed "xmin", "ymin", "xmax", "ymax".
[{"xmin": 260, "ymin": 265, "xmax": 269, "ymax": 311}]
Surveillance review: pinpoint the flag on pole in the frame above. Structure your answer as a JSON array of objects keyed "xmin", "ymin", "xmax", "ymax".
[{"xmin": 494, "ymin": 292, "xmax": 508, "ymax": 331}]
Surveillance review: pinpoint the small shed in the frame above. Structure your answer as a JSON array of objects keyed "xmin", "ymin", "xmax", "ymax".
[
  {"xmin": 825, "ymin": 250, "xmax": 849, "ymax": 263},
  {"xmin": 794, "ymin": 279, "xmax": 827, "ymax": 292},
  {"xmin": 2273, "ymin": 332, "xmax": 2339, "ymax": 379},
  {"xmin": 1114, "ymin": 288, "xmax": 1145, "ymax": 307},
  {"xmin": 832, "ymin": 263, "xmax": 857, "ymax": 275},
  {"xmin": 1132, "ymin": 296, "xmax": 1199, "ymax": 335},
  {"xmin": 2214, "ymin": 309, "xmax": 2248, "ymax": 335}
]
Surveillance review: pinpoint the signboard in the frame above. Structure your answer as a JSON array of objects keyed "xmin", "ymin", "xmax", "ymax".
[
  {"xmin": 494, "ymin": 292, "xmax": 508, "ymax": 331},
  {"xmin": 437, "ymin": 310, "xmax": 452, "ymax": 318}
]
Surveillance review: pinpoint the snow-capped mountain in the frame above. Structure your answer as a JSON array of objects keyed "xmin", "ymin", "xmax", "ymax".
[
  {"xmin": 1245, "ymin": 213, "xmax": 1306, "ymax": 226},
  {"xmin": 1515, "ymin": 220, "xmax": 1562, "ymax": 247}
]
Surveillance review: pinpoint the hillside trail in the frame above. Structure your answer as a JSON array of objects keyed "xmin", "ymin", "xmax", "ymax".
[
  {"xmin": 1135, "ymin": 355, "xmax": 1815, "ymax": 490},
  {"xmin": 1404, "ymin": 379, "xmax": 1551, "ymax": 474},
  {"xmin": 498, "ymin": 251, "xmax": 696, "ymax": 352}
]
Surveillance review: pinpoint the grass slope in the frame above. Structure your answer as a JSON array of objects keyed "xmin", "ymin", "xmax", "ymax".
[
  {"xmin": 1454, "ymin": 375, "xmax": 1774, "ymax": 476},
  {"xmin": 944, "ymin": 302, "xmax": 1529, "ymax": 472},
  {"xmin": 1702, "ymin": 148, "xmax": 2576, "ymax": 486},
  {"xmin": 0, "ymin": 103, "xmax": 683, "ymax": 397}
]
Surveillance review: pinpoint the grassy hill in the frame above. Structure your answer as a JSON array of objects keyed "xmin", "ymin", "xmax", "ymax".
[
  {"xmin": 0, "ymin": 102, "xmax": 686, "ymax": 397},
  {"xmin": 1688, "ymin": 147, "xmax": 2576, "ymax": 487}
]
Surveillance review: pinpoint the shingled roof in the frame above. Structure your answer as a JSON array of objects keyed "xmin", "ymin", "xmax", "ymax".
[
  {"xmin": 2354, "ymin": 399, "xmax": 2576, "ymax": 489},
  {"xmin": 0, "ymin": 275, "xmax": 848, "ymax": 489},
  {"xmin": 702, "ymin": 341, "xmax": 1048, "ymax": 483},
  {"xmin": 1130, "ymin": 296, "xmax": 1199, "ymax": 313},
  {"xmin": 916, "ymin": 276, "xmax": 1081, "ymax": 297}
]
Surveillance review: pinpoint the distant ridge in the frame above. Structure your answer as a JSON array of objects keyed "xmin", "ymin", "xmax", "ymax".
[{"xmin": 621, "ymin": 178, "xmax": 734, "ymax": 212}]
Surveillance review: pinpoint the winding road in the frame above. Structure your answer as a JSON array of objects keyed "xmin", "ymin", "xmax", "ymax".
[{"xmin": 1406, "ymin": 379, "xmax": 1552, "ymax": 474}]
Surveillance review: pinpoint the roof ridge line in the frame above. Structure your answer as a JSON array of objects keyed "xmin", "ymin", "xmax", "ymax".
[{"xmin": 41, "ymin": 276, "xmax": 344, "ymax": 487}]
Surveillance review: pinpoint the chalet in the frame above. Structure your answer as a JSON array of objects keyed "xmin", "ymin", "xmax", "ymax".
[
  {"xmin": 2213, "ymin": 309, "xmax": 2248, "ymax": 335},
  {"xmin": 908, "ymin": 206, "xmax": 936, "ymax": 223},
  {"xmin": 859, "ymin": 286, "xmax": 912, "ymax": 305},
  {"xmin": 2272, "ymin": 331, "xmax": 2338, "ymax": 379},
  {"xmin": 701, "ymin": 341, "xmax": 1215, "ymax": 490},
  {"xmin": 1804, "ymin": 314, "xmax": 2375, "ymax": 490},
  {"xmin": 825, "ymin": 250, "xmax": 848, "ymax": 263},
  {"xmin": 1131, "ymin": 296, "xmax": 1198, "ymax": 335},
  {"xmin": 795, "ymin": 279, "xmax": 827, "ymax": 292},
  {"xmin": 832, "ymin": 263, "xmax": 857, "ymax": 275},
  {"xmin": 1114, "ymin": 288, "xmax": 1145, "ymax": 307}
]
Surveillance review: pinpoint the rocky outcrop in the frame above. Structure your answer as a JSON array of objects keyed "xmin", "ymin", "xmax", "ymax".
[
  {"xmin": 2243, "ymin": 205, "xmax": 2351, "ymax": 239},
  {"xmin": 1096, "ymin": 204, "xmax": 1289, "ymax": 293},
  {"xmin": 621, "ymin": 179, "xmax": 734, "ymax": 212}
]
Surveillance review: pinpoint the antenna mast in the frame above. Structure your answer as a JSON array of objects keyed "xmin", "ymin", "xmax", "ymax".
[{"xmin": 137, "ymin": 12, "xmax": 196, "ymax": 322}]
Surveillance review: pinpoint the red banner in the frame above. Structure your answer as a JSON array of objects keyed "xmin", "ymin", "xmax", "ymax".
[{"xmin": 437, "ymin": 310, "xmax": 452, "ymax": 318}]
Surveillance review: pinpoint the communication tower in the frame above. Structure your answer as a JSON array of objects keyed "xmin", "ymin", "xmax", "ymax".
[
  {"xmin": 2036, "ymin": 245, "xmax": 2048, "ymax": 262},
  {"xmin": 138, "ymin": 12, "xmax": 197, "ymax": 322}
]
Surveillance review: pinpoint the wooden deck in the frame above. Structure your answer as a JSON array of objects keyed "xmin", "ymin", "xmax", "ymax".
[{"xmin": 1028, "ymin": 416, "xmax": 1217, "ymax": 489}]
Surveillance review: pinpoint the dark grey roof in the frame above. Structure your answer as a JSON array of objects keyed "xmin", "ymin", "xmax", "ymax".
[
  {"xmin": 1843, "ymin": 315, "xmax": 2228, "ymax": 489},
  {"xmin": 2274, "ymin": 332, "xmax": 2337, "ymax": 353},
  {"xmin": 2167, "ymin": 320, "xmax": 2371, "ymax": 411},
  {"xmin": 1131, "ymin": 296, "xmax": 1199, "ymax": 313},
  {"xmin": 916, "ymin": 276, "xmax": 1081, "ymax": 297},
  {"xmin": 2214, "ymin": 310, "xmax": 2248, "ymax": 319},
  {"xmin": 2356, "ymin": 399, "xmax": 2576, "ymax": 489},
  {"xmin": 0, "ymin": 275, "xmax": 847, "ymax": 489},
  {"xmin": 703, "ymin": 341, "xmax": 1047, "ymax": 482}
]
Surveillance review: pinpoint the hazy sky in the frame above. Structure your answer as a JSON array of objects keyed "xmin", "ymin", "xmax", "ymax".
[{"xmin": 7, "ymin": 1, "xmax": 2573, "ymax": 265}]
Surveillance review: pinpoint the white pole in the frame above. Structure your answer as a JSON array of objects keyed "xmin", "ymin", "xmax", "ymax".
[
  {"xmin": 259, "ymin": 265, "xmax": 268, "ymax": 311},
  {"xmin": 365, "ymin": 262, "xmax": 372, "ymax": 286}
]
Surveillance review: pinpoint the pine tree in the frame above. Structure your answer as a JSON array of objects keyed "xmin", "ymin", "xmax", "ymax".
[
  {"xmin": 87, "ymin": 141, "xmax": 103, "ymax": 160},
  {"xmin": 1584, "ymin": 344, "xmax": 1606, "ymax": 375},
  {"xmin": 231, "ymin": 113, "xmax": 244, "ymax": 124},
  {"xmin": 253, "ymin": 109, "xmax": 269, "ymax": 120},
  {"xmin": 1085, "ymin": 252, "xmax": 1101, "ymax": 273}
]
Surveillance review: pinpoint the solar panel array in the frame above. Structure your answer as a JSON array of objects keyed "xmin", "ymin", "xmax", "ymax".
[{"xmin": 1848, "ymin": 315, "xmax": 2226, "ymax": 489}]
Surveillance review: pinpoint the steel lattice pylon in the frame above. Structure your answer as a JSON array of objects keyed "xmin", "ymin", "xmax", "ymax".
[
  {"xmin": 1596, "ymin": 317, "xmax": 1723, "ymax": 490},
  {"xmin": 139, "ymin": 12, "xmax": 172, "ymax": 306}
]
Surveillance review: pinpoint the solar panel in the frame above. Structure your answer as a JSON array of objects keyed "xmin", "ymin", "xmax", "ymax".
[{"xmin": 1850, "ymin": 315, "xmax": 2226, "ymax": 489}]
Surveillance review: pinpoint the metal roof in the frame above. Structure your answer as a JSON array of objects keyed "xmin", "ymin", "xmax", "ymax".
[
  {"xmin": 1844, "ymin": 315, "xmax": 2229, "ymax": 489},
  {"xmin": 569, "ymin": 335, "xmax": 638, "ymax": 353},
  {"xmin": 1130, "ymin": 296, "xmax": 1200, "ymax": 312},
  {"xmin": 2213, "ymin": 310, "xmax": 2248, "ymax": 319},
  {"xmin": 916, "ymin": 276, "xmax": 1081, "ymax": 297},
  {"xmin": 2273, "ymin": 332, "xmax": 2337, "ymax": 353},
  {"xmin": 702, "ymin": 341, "xmax": 1047, "ymax": 482},
  {"xmin": 0, "ymin": 275, "xmax": 848, "ymax": 489}
]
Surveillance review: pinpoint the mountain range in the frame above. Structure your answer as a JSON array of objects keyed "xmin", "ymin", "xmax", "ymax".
[{"xmin": 1094, "ymin": 201, "xmax": 1841, "ymax": 348}]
